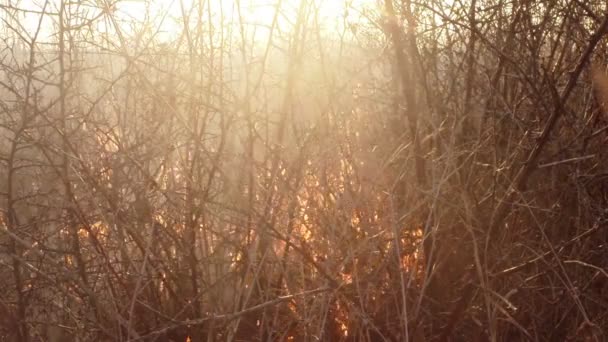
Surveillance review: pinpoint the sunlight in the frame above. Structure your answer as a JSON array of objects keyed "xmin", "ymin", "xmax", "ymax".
[
  {"xmin": 240, "ymin": 0, "xmax": 352, "ymax": 23},
  {"xmin": 115, "ymin": 0, "xmax": 378, "ymax": 40},
  {"xmin": 10, "ymin": 0, "xmax": 377, "ymax": 44}
]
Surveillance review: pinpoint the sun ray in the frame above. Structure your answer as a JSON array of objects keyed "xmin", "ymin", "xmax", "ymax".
[{"xmin": 114, "ymin": 0, "xmax": 378, "ymax": 40}]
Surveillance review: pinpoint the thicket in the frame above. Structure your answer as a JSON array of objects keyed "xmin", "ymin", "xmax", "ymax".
[{"xmin": 1, "ymin": 0, "xmax": 607, "ymax": 341}]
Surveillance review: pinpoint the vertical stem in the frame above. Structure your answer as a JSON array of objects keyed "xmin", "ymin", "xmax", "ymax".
[
  {"xmin": 461, "ymin": 0, "xmax": 477, "ymax": 143},
  {"xmin": 383, "ymin": 0, "xmax": 426, "ymax": 189},
  {"xmin": 6, "ymin": 132, "xmax": 28, "ymax": 342},
  {"xmin": 58, "ymin": 0, "xmax": 90, "ymax": 312}
]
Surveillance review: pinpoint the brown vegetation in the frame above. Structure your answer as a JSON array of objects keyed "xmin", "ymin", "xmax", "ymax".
[{"xmin": 0, "ymin": 0, "xmax": 607, "ymax": 341}]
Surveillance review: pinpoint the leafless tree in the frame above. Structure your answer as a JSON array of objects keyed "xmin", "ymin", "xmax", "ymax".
[{"xmin": 1, "ymin": 0, "xmax": 607, "ymax": 341}]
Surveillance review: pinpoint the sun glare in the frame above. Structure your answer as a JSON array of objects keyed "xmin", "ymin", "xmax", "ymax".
[
  {"xmin": 115, "ymin": 0, "xmax": 377, "ymax": 40},
  {"xmin": 12, "ymin": 0, "xmax": 377, "ymax": 43}
]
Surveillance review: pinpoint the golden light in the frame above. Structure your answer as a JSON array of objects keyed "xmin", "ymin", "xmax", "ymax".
[
  {"xmin": 11, "ymin": 0, "xmax": 378, "ymax": 44},
  {"xmin": 114, "ymin": 0, "xmax": 378, "ymax": 40}
]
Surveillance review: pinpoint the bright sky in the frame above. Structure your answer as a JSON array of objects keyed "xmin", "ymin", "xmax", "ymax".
[
  {"xmin": 114, "ymin": 0, "xmax": 378, "ymax": 41},
  {"xmin": 8, "ymin": 0, "xmax": 377, "ymax": 43}
]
